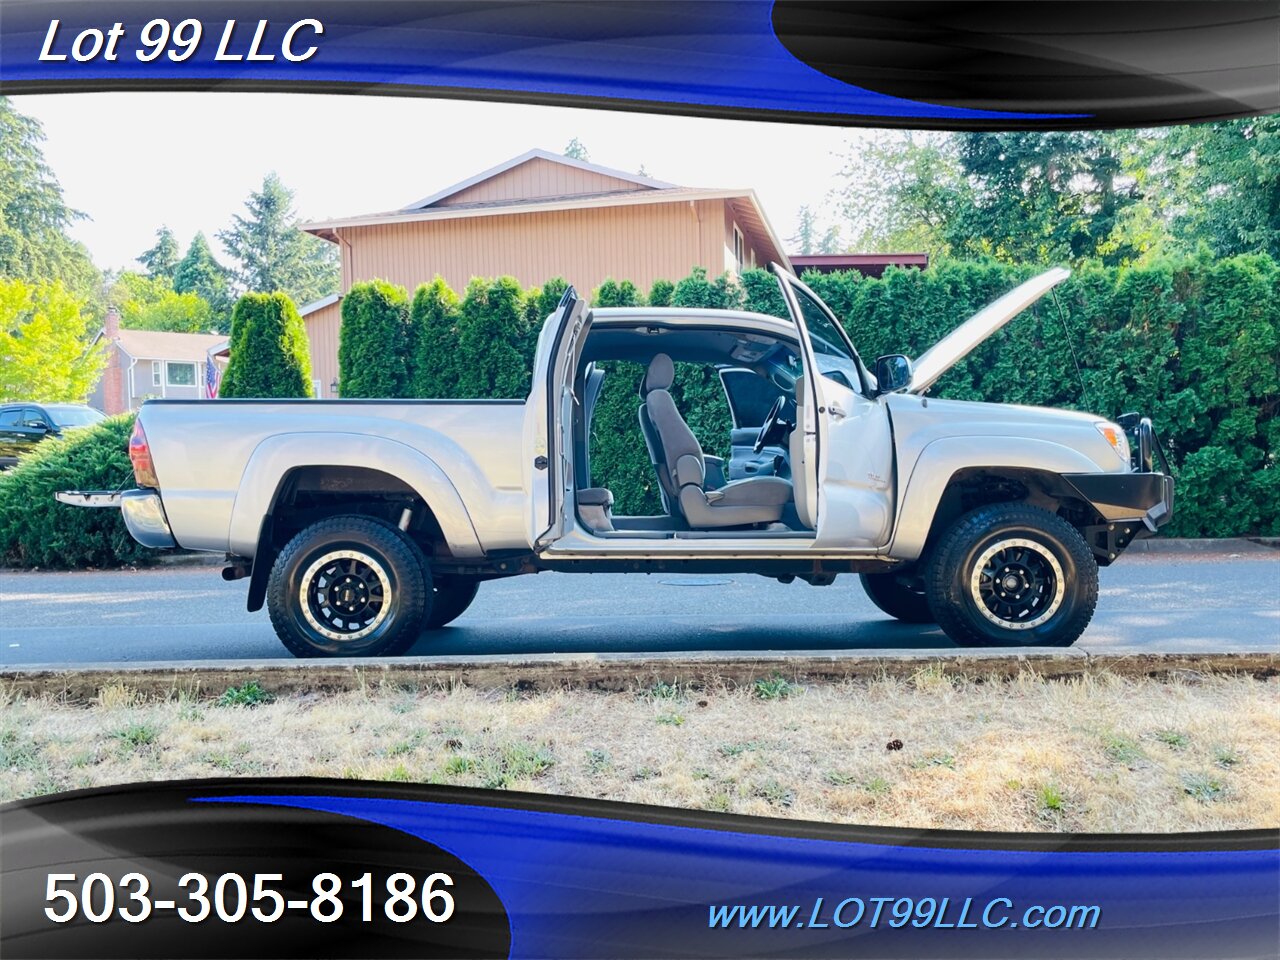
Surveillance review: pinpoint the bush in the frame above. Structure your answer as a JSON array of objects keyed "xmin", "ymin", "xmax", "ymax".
[
  {"xmin": 455, "ymin": 276, "xmax": 533, "ymax": 399},
  {"xmin": 219, "ymin": 293, "xmax": 313, "ymax": 398},
  {"xmin": 0, "ymin": 415, "xmax": 155, "ymax": 569},
  {"xmin": 338, "ymin": 280, "xmax": 413, "ymax": 398},
  {"xmin": 408, "ymin": 277, "xmax": 461, "ymax": 399}
]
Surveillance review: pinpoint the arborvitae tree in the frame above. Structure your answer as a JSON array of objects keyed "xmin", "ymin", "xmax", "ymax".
[
  {"xmin": 172, "ymin": 232, "xmax": 231, "ymax": 329},
  {"xmin": 138, "ymin": 226, "xmax": 181, "ymax": 281},
  {"xmin": 218, "ymin": 293, "xmax": 312, "ymax": 398},
  {"xmin": 338, "ymin": 280, "xmax": 413, "ymax": 398},
  {"xmin": 455, "ymin": 276, "xmax": 531, "ymax": 398},
  {"xmin": 593, "ymin": 278, "xmax": 641, "ymax": 307},
  {"xmin": 646, "ymin": 278, "xmax": 675, "ymax": 307},
  {"xmin": 218, "ymin": 173, "xmax": 338, "ymax": 304},
  {"xmin": 408, "ymin": 277, "xmax": 461, "ymax": 398}
]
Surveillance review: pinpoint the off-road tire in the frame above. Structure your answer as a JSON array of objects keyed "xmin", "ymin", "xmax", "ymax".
[
  {"xmin": 859, "ymin": 570, "xmax": 935, "ymax": 623},
  {"xmin": 924, "ymin": 503, "xmax": 1098, "ymax": 647},
  {"xmin": 425, "ymin": 577, "xmax": 480, "ymax": 629},
  {"xmin": 267, "ymin": 515, "xmax": 431, "ymax": 658}
]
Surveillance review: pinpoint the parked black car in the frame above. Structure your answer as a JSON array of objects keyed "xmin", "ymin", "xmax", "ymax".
[{"xmin": 0, "ymin": 403, "xmax": 106, "ymax": 468}]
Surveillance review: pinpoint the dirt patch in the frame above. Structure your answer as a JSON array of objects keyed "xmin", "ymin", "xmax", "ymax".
[{"xmin": 3, "ymin": 669, "xmax": 1276, "ymax": 833}]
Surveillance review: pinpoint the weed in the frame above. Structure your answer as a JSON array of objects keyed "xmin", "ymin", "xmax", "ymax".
[
  {"xmin": 1154, "ymin": 729, "xmax": 1189, "ymax": 750},
  {"xmin": 585, "ymin": 749, "xmax": 612, "ymax": 775},
  {"xmin": 1214, "ymin": 746, "xmax": 1241, "ymax": 768},
  {"xmin": 383, "ymin": 764, "xmax": 413, "ymax": 783},
  {"xmin": 657, "ymin": 712, "xmax": 685, "ymax": 727},
  {"xmin": 1182, "ymin": 772, "xmax": 1226, "ymax": 803},
  {"xmin": 912, "ymin": 752, "xmax": 956, "ymax": 770},
  {"xmin": 718, "ymin": 740, "xmax": 764, "ymax": 758},
  {"xmin": 632, "ymin": 766, "xmax": 660, "ymax": 782},
  {"xmin": 753, "ymin": 779, "xmax": 796, "ymax": 808},
  {"xmin": 1101, "ymin": 732, "xmax": 1145, "ymax": 765},
  {"xmin": 216, "ymin": 681, "xmax": 274, "ymax": 708},
  {"xmin": 825, "ymin": 770, "xmax": 857, "ymax": 786},
  {"xmin": 646, "ymin": 680, "xmax": 682, "ymax": 700},
  {"xmin": 1038, "ymin": 783, "xmax": 1066, "ymax": 813},
  {"xmin": 112, "ymin": 723, "xmax": 157, "ymax": 749},
  {"xmin": 864, "ymin": 777, "xmax": 891, "ymax": 795},
  {"xmin": 753, "ymin": 675, "xmax": 799, "ymax": 700},
  {"xmin": 691, "ymin": 768, "xmax": 712, "ymax": 780}
]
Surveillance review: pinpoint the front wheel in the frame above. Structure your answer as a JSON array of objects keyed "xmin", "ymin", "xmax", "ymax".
[
  {"xmin": 924, "ymin": 503, "xmax": 1098, "ymax": 647},
  {"xmin": 267, "ymin": 515, "xmax": 430, "ymax": 658}
]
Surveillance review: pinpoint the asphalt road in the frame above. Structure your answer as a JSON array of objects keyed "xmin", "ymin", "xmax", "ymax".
[{"xmin": 2, "ymin": 548, "xmax": 1277, "ymax": 666}]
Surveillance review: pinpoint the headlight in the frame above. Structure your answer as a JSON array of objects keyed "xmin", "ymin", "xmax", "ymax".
[{"xmin": 1094, "ymin": 421, "xmax": 1131, "ymax": 465}]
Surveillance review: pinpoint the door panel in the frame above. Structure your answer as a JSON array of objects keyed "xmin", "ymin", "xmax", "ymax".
[
  {"xmin": 727, "ymin": 428, "xmax": 788, "ymax": 481},
  {"xmin": 773, "ymin": 266, "xmax": 895, "ymax": 547}
]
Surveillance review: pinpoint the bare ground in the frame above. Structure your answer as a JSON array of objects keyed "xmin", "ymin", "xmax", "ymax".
[{"xmin": 2, "ymin": 669, "xmax": 1277, "ymax": 833}]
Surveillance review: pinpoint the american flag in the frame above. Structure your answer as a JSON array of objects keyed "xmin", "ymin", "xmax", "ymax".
[{"xmin": 205, "ymin": 357, "xmax": 222, "ymax": 399}]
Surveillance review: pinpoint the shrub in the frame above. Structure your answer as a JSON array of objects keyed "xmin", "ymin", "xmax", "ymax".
[
  {"xmin": 593, "ymin": 278, "xmax": 641, "ymax": 307},
  {"xmin": 455, "ymin": 276, "xmax": 532, "ymax": 398},
  {"xmin": 0, "ymin": 415, "xmax": 155, "ymax": 569},
  {"xmin": 338, "ymin": 280, "xmax": 412, "ymax": 398},
  {"xmin": 646, "ymin": 278, "xmax": 674, "ymax": 307},
  {"xmin": 219, "ymin": 293, "xmax": 313, "ymax": 398},
  {"xmin": 408, "ymin": 277, "xmax": 461, "ymax": 399}
]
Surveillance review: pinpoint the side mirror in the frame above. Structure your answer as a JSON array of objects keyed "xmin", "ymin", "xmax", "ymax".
[{"xmin": 874, "ymin": 354, "xmax": 913, "ymax": 394}]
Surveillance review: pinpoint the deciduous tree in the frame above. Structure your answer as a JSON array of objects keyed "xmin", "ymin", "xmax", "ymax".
[{"xmin": 0, "ymin": 279, "xmax": 104, "ymax": 402}]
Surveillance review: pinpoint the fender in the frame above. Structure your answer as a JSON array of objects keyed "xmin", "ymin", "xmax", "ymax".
[
  {"xmin": 889, "ymin": 436, "xmax": 1107, "ymax": 561},
  {"xmin": 227, "ymin": 432, "xmax": 484, "ymax": 559}
]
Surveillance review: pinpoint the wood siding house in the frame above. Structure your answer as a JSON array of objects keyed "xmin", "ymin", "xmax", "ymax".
[{"xmin": 300, "ymin": 149, "xmax": 790, "ymax": 397}]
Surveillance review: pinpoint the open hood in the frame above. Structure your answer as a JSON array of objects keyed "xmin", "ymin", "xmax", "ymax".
[{"xmin": 908, "ymin": 266, "xmax": 1071, "ymax": 394}]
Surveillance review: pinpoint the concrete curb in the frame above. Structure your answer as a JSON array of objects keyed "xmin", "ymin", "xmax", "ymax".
[{"xmin": 2, "ymin": 650, "xmax": 1274, "ymax": 701}]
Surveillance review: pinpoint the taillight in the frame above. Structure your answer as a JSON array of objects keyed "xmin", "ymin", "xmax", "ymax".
[{"xmin": 128, "ymin": 419, "xmax": 159, "ymax": 488}]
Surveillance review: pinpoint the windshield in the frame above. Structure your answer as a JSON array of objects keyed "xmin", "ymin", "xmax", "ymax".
[{"xmin": 44, "ymin": 405, "xmax": 105, "ymax": 427}]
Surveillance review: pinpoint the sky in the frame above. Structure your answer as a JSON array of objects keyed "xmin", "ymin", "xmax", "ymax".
[{"xmin": 12, "ymin": 91, "xmax": 870, "ymax": 274}]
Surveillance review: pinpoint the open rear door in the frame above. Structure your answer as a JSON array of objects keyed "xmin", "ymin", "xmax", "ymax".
[{"xmin": 525, "ymin": 287, "xmax": 587, "ymax": 549}]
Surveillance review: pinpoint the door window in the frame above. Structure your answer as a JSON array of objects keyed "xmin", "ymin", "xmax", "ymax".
[
  {"xmin": 720, "ymin": 368, "xmax": 786, "ymax": 428},
  {"xmin": 786, "ymin": 284, "xmax": 865, "ymax": 393},
  {"xmin": 0, "ymin": 409, "xmax": 21, "ymax": 427}
]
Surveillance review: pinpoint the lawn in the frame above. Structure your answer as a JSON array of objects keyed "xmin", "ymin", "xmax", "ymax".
[{"xmin": 3, "ymin": 670, "xmax": 1276, "ymax": 833}]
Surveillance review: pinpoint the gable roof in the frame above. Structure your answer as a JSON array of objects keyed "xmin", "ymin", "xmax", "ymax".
[
  {"xmin": 102, "ymin": 329, "xmax": 228, "ymax": 363},
  {"xmin": 402, "ymin": 148, "xmax": 675, "ymax": 211}
]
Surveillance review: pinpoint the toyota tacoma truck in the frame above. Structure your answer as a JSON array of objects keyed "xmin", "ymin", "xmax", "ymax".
[{"xmin": 59, "ymin": 265, "xmax": 1173, "ymax": 657}]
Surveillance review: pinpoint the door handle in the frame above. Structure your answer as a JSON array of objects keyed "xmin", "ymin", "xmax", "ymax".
[{"xmin": 828, "ymin": 401, "xmax": 847, "ymax": 419}]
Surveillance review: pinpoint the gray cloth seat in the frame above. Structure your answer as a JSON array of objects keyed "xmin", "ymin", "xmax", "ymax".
[{"xmin": 639, "ymin": 354, "xmax": 792, "ymax": 528}]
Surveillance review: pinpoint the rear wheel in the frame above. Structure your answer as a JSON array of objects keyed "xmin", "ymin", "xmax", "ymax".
[
  {"xmin": 267, "ymin": 515, "xmax": 430, "ymax": 658},
  {"xmin": 425, "ymin": 576, "xmax": 480, "ymax": 629},
  {"xmin": 859, "ymin": 569, "xmax": 934, "ymax": 623},
  {"xmin": 924, "ymin": 503, "xmax": 1097, "ymax": 647}
]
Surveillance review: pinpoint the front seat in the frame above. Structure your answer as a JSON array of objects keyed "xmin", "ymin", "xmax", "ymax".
[{"xmin": 641, "ymin": 354, "xmax": 793, "ymax": 528}]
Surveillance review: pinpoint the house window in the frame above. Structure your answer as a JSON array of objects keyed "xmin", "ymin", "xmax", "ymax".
[
  {"xmin": 733, "ymin": 225, "xmax": 745, "ymax": 272},
  {"xmin": 151, "ymin": 361, "xmax": 162, "ymax": 387},
  {"xmin": 166, "ymin": 362, "xmax": 197, "ymax": 387}
]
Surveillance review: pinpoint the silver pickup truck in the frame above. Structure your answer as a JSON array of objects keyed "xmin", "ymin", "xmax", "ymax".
[{"xmin": 62, "ymin": 265, "xmax": 1172, "ymax": 657}]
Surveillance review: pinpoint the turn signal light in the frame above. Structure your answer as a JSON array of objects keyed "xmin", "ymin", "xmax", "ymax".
[
  {"xmin": 128, "ymin": 419, "xmax": 160, "ymax": 488},
  {"xmin": 1094, "ymin": 422, "xmax": 1131, "ymax": 465}
]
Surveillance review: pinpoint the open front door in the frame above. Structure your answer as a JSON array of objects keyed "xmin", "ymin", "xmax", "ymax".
[
  {"xmin": 772, "ymin": 265, "xmax": 895, "ymax": 548},
  {"xmin": 525, "ymin": 287, "xmax": 587, "ymax": 549}
]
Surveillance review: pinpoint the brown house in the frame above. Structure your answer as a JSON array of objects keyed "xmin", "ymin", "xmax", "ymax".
[{"xmin": 299, "ymin": 149, "xmax": 790, "ymax": 397}]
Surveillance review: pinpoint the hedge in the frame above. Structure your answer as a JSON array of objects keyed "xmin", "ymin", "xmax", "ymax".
[
  {"xmin": 0, "ymin": 415, "xmax": 155, "ymax": 569},
  {"xmin": 391, "ymin": 257, "xmax": 1278, "ymax": 537},
  {"xmin": 338, "ymin": 280, "xmax": 413, "ymax": 398},
  {"xmin": 219, "ymin": 293, "xmax": 313, "ymax": 398}
]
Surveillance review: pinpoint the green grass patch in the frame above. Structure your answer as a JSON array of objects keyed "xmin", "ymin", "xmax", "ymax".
[{"xmin": 216, "ymin": 681, "xmax": 274, "ymax": 708}]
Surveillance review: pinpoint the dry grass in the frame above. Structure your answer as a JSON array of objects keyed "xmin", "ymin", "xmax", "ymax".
[{"xmin": 2, "ymin": 670, "xmax": 1276, "ymax": 833}]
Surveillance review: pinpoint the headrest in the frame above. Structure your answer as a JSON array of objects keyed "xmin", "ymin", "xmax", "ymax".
[{"xmin": 640, "ymin": 353, "xmax": 675, "ymax": 396}]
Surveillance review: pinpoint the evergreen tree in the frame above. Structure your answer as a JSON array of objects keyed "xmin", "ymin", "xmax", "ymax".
[
  {"xmin": 455, "ymin": 277, "xmax": 531, "ymax": 398},
  {"xmin": 172, "ymin": 232, "xmax": 231, "ymax": 329},
  {"xmin": 218, "ymin": 173, "xmax": 339, "ymax": 304},
  {"xmin": 0, "ymin": 98, "xmax": 99, "ymax": 303},
  {"xmin": 218, "ymin": 293, "xmax": 312, "ymax": 398},
  {"xmin": 791, "ymin": 205, "xmax": 818, "ymax": 255},
  {"xmin": 593, "ymin": 278, "xmax": 641, "ymax": 307},
  {"xmin": 338, "ymin": 280, "xmax": 413, "ymax": 398},
  {"xmin": 408, "ymin": 277, "xmax": 461, "ymax": 398},
  {"xmin": 138, "ymin": 226, "xmax": 181, "ymax": 281},
  {"xmin": 563, "ymin": 137, "xmax": 590, "ymax": 161}
]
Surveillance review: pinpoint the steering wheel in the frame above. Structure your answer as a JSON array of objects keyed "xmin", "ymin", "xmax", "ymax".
[{"xmin": 753, "ymin": 396, "xmax": 787, "ymax": 453}]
